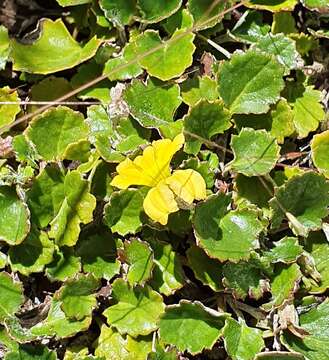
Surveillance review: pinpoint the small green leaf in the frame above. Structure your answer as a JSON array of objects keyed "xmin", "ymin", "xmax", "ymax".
[
  {"xmin": 103, "ymin": 189, "xmax": 146, "ymax": 236},
  {"xmin": 193, "ymin": 193, "xmax": 264, "ymax": 262},
  {"xmin": 12, "ymin": 135, "xmax": 39, "ymax": 166},
  {"xmin": 228, "ymin": 128, "xmax": 280, "ymax": 176},
  {"xmin": 31, "ymin": 298, "xmax": 91, "ymax": 338},
  {"xmin": 180, "ymin": 76, "xmax": 218, "ymax": 106},
  {"xmin": 0, "ymin": 87, "xmax": 21, "ymax": 128},
  {"xmin": 124, "ymin": 239, "xmax": 154, "ymax": 285},
  {"xmin": 234, "ymin": 174, "xmax": 273, "ymax": 210},
  {"xmin": 147, "ymin": 236, "xmax": 185, "ymax": 295},
  {"xmin": 104, "ymin": 278, "xmax": 165, "ymax": 336},
  {"xmin": 11, "ymin": 19, "xmax": 101, "ymax": 74},
  {"xmin": 100, "ymin": 0, "xmax": 136, "ymax": 28},
  {"xmin": 0, "ymin": 186, "xmax": 30, "ymax": 245},
  {"xmin": 0, "ymin": 273, "xmax": 24, "ymax": 322},
  {"xmin": 137, "ymin": 0, "xmax": 182, "ymax": 23},
  {"xmin": 270, "ymin": 172, "xmax": 329, "ymax": 236},
  {"xmin": 76, "ymin": 232, "xmax": 121, "ymax": 280},
  {"xmin": 272, "ymin": 12, "xmax": 297, "ymax": 35},
  {"xmin": 264, "ymin": 237, "xmax": 303, "ymax": 264},
  {"xmin": 304, "ymin": 231, "xmax": 329, "ymax": 294},
  {"xmin": 56, "ymin": 0, "xmax": 91, "ymax": 5},
  {"xmin": 9, "ymin": 229, "xmax": 54, "ymax": 276},
  {"xmin": 302, "ymin": 0, "xmax": 329, "ymax": 12},
  {"xmin": 123, "ymin": 78, "xmax": 181, "ymax": 128},
  {"xmin": 26, "ymin": 106, "xmax": 88, "ymax": 161},
  {"xmin": 56, "ymin": 274, "xmax": 100, "ymax": 320},
  {"xmin": 311, "ymin": 130, "xmax": 329, "ymax": 178},
  {"xmin": 230, "ymin": 11, "xmax": 270, "ymax": 43},
  {"xmin": 63, "ymin": 139, "xmax": 91, "ymax": 163},
  {"xmin": 187, "ymin": 245, "xmax": 223, "ymax": 291},
  {"xmin": 282, "ymin": 299, "xmax": 329, "ymax": 360},
  {"xmin": 135, "ymin": 30, "xmax": 195, "ymax": 81},
  {"xmin": 46, "ymin": 247, "xmax": 81, "ymax": 282},
  {"xmin": 285, "ymin": 84, "xmax": 325, "ymax": 138},
  {"xmin": 49, "ymin": 171, "xmax": 96, "ymax": 247},
  {"xmin": 270, "ymin": 99, "xmax": 295, "ymax": 143},
  {"xmin": 223, "ymin": 319, "xmax": 265, "ymax": 360},
  {"xmin": 223, "ymin": 260, "xmax": 268, "ymax": 300},
  {"xmin": 264, "ymin": 263, "xmax": 301, "ymax": 309},
  {"xmin": 104, "ymin": 41, "xmax": 143, "ymax": 81},
  {"xmin": 4, "ymin": 344, "xmax": 58, "ymax": 360},
  {"xmin": 187, "ymin": 0, "xmax": 228, "ymax": 30},
  {"xmin": 27, "ymin": 165, "xmax": 65, "ymax": 228},
  {"xmin": 159, "ymin": 301, "xmax": 227, "ymax": 354},
  {"xmin": 254, "ymin": 33, "xmax": 300, "ymax": 74},
  {"xmin": 183, "ymin": 100, "xmax": 231, "ymax": 155},
  {"xmin": 245, "ymin": 0, "xmax": 298, "ymax": 12},
  {"xmin": 163, "ymin": 8, "xmax": 194, "ymax": 34},
  {"xmin": 218, "ymin": 50, "xmax": 285, "ymax": 114},
  {"xmin": 0, "ymin": 25, "xmax": 10, "ymax": 70}
]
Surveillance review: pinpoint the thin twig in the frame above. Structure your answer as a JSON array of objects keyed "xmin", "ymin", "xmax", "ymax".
[{"xmin": 0, "ymin": 101, "xmax": 102, "ymax": 106}]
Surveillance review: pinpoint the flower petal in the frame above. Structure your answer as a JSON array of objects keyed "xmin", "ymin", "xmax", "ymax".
[
  {"xmin": 143, "ymin": 183, "xmax": 179, "ymax": 225},
  {"xmin": 166, "ymin": 169, "xmax": 207, "ymax": 204},
  {"xmin": 111, "ymin": 134, "xmax": 185, "ymax": 189}
]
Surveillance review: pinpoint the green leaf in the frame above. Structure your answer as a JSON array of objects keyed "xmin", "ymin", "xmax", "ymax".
[
  {"xmin": 183, "ymin": 100, "xmax": 231, "ymax": 155},
  {"xmin": 270, "ymin": 172, "xmax": 329, "ymax": 236},
  {"xmin": 56, "ymin": 0, "xmax": 91, "ymax": 5},
  {"xmin": 27, "ymin": 165, "xmax": 65, "ymax": 228},
  {"xmin": 0, "ymin": 87, "xmax": 21, "ymax": 128},
  {"xmin": 12, "ymin": 135, "xmax": 39, "ymax": 166},
  {"xmin": 56, "ymin": 274, "xmax": 100, "ymax": 320},
  {"xmin": 285, "ymin": 84, "xmax": 325, "ymax": 138},
  {"xmin": 9, "ymin": 229, "xmax": 54, "ymax": 276},
  {"xmin": 0, "ymin": 25, "xmax": 10, "ymax": 70},
  {"xmin": 230, "ymin": 11, "xmax": 270, "ymax": 43},
  {"xmin": 245, "ymin": 0, "xmax": 298, "ymax": 12},
  {"xmin": 4, "ymin": 344, "xmax": 58, "ymax": 360},
  {"xmin": 180, "ymin": 76, "xmax": 219, "ymax": 106},
  {"xmin": 234, "ymin": 174, "xmax": 273, "ymax": 210},
  {"xmin": 311, "ymin": 130, "xmax": 329, "ymax": 178},
  {"xmin": 63, "ymin": 139, "xmax": 91, "ymax": 163},
  {"xmin": 46, "ymin": 247, "xmax": 81, "ymax": 282},
  {"xmin": 26, "ymin": 106, "xmax": 88, "ymax": 161},
  {"xmin": 49, "ymin": 171, "xmax": 96, "ymax": 247},
  {"xmin": 223, "ymin": 319, "xmax": 265, "ymax": 360},
  {"xmin": 186, "ymin": 245, "xmax": 223, "ymax": 291},
  {"xmin": 264, "ymin": 263, "xmax": 301, "ymax": 309},
  {"xmin": 11, "ymin": 19, "xmax": 101, "ymax": 74},
  {"xmin": 264, "ymin": 237, "xmax": 303, "ymax": 264},
  {"xmin": 163, "ymin": 8, "xmax": 194, "ymax": 34},
  {"xmin": 135, "ymin": 30, "xmax": 195, "ymax": 81},
  {"xmin": 124, "ymin": 239, "xmax": 154, "ymax": 285},
  {"xmin": 218, "ymin": 50, "xmax": 285, "ymax": 114},
  {"xmin": 0, "ymin": 273, "xmax": 24, "ymax": 323},
  {"xmin": 104, "ymin": 41, "xmax": 143, "ymax": 81},
  {"xmin": 99, "ymin": 0, "xmax": 136, "ymax": 28},
  {"xmin": 95, "ymin": 325, "xmax": 152, "ymax": 360},
  {"xmin": 255, "ymin": 352, "xmax": 304, "ymax": 360},
  {"xmin": 302, "ymin": 0, "xmax": 329, "ymax": 12},
  {"xmin": 137, "ymin": 0, "xmax": 182, "ymax": 23},
  {"xmin": 123, "ymin": 78, "xmax": 181, "ymax": 128},
  {"xmin": 270, "ymin": 99, "xmax": 295, "ymax": 143},
  {"xmin": 282, "ymin": 299, "xmax": 329, "ymax": 360},
  {"xmin": 254, "ymin": 33, "xmax": 300, "ymax": 74},
  {"xmin": 223, "ymin": 260, "xmax": 269, "ymax": 300},
  {"xmin": 193, "ymin": 193, "xmax": 264, "ymax": 262},
  {"xmin": 159, "ymin": 301, "xmax": 227, "ymax": 354},
  {"xmin": 103, "ymin": 189, "xmax": 146, "ymax": 236},
  {"xmin": 147, "ymin": 235, "xmax": 185, "ymax": 295},
  {"xmin": 76, "ymin": 232, "xmax": 121, "ymax": 280},
  {"xmin": 104, "ymin": 278, "xmax": 165, "ymax": 336},
  {"xmin": 304, "ymin": 231, "xmax": 329, "ymax": 294},
  {"xmin": 272, "ymin": 12, "xmax": 297, "ymax": 35},
  {"xmin": 0, "ymin": 186, "xmax": 30, "ymax": 245},
  {"xmin": 228, "ymin": 128, "xmax": 280, "ymax": 176},
  {"xmin": 31, "ymin": 298, "xmax": 91, "ymax": 338},
  {"xmin": 187, "ymin": 0, "xmax": 228, "ymax": 30}
]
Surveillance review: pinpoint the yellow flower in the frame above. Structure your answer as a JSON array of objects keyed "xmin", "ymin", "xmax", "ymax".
[{"xmin": 111, "ymin": 134, "xmax": 207, "ymax": 225}]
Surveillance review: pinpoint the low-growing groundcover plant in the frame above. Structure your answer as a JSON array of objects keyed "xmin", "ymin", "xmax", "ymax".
[{"xmin": 0, "ymin": 0, "xmax": 329, "ymax": 358}]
